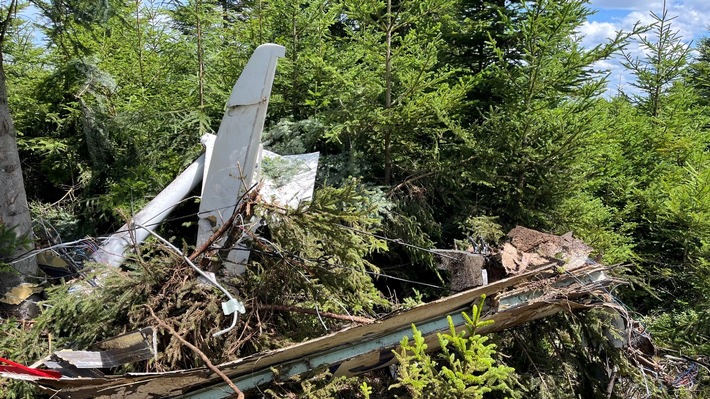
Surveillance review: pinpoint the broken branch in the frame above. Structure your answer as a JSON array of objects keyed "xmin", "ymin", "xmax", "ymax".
[
  {"xmin": 147, "ymin": 306, "xmax": 244, "ymax": 399},
  {"xmin": 188, "ymin": 183, "xmax": 261, "ymax": 262},
  {"xmin": 255, "ymin": 303, "xmax": 375, "ymax": 324}
]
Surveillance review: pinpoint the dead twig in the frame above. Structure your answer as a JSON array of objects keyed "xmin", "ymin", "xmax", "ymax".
[
  {"xmin": 387, "ymin": 170, "xmax": 438, "ymax": 198},
  {"xmin": 147, "ymin": 306, "xmax": 244, "ymax": 399},
  {"xmin": 606, "ymin": 371, "xmax": 617, "ymax": 399},
  {"xmin": 188, "ymin": 183, "xmax": 261, "ymax": 262},
  {"xmin": 255, "ymin": 303, "xmax": 375, "ymax": 325}
]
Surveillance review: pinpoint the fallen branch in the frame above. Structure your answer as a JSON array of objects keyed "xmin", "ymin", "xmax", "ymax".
[
  {"xmin": 140, "ymin": 225, "xmax": 240, "ymax": 337},
  {"xmin": 606, "ymin": 371, "xmax": 617, "ymax": 399},
  {"xmin": 255, "ymin": 303, "xmax": 375, "ymax": 325},
  {"xmin": 188, "ymin": 183, "xmax": 261, "ymax": 262},
  {"xmin": 387, "ymin": 170, "xmax": 438, "ymax": 198},
  {"xmin": 147, "ymin": 306, "xmax": 244, "ymax": 399}
]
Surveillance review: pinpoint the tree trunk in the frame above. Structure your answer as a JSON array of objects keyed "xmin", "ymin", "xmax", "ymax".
[
  {"xmin": 196, "ymin": 0, "xmax": 205, "ymax": 110},
  {"xmin": 135, "ymin": 0, "xmax": 145, "ymax": 88},
  {"xmin": 0, "ymin": 51, "xmax": 40, "ymax": 318},
  {"xmin": 384, "ymin": 0, "xmax": 393, "ymax": 185}
]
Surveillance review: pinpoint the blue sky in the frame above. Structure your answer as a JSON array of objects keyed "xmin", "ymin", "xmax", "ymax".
[
  {"xmin": 583, "ymin": 0, "xmax": 710, "ymax": 94},
  {"xmin": 584, "ymin": 0, "xmax": 709, "ymax": 46},
  {"xmin": 18, "ymin": 1, "xmax": 709, "ymax": 96}
]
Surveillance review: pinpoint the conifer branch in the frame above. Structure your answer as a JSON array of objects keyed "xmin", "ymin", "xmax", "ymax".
[
  {"xmin": 147, "ymin": 306, "xmax": 244, "ymax": 399},
  {"xmin": 0, "ymin": 0, "xmax": 17, "ymax": 48},
  {"xmin": 188, "ymin": 183, "xmax": 261, "ymax": 262}
]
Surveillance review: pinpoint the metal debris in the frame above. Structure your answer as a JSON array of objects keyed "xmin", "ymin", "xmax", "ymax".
[{"xmin": 18, "ymin": 259, "xmax": 616, "ymax": 399}]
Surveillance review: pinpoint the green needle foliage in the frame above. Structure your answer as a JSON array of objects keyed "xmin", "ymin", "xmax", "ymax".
[
  {"xmin": 3, "ymin": 0, "xmax": 710, "ymax": 397},
  {"xmin": 391, "ymin": 297, "xmax": 518, "ymax": 399},
  {"xmin": 469, "ymin": 0, "xmax": 640, "ymax": 228},
  {"xmin": 252, "ymin": 179, "xmax": 392, "ymax": 327}
]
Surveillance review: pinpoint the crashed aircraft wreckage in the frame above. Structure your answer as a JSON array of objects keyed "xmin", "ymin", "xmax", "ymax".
[
  {"xmin": 1, "ymin": 45, "xmax": 646, "ymax": 398},
  {"xmin": 8, "ymin": 234, "xmax": 622, "ymax": 399}
]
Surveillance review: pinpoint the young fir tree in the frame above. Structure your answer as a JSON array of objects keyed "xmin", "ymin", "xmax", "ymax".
[
  {"xmin": 258, "ymin": 0, "xmax": 342, "ymax": 122},
  {"xmin": 688, "ymin": 37, "xmax": 710, "ymax": 105},
  {"xmin": 465, "ymin": 0, "xmax": 635, "ymax": 228},
  {"xmin": 442, "ymin": 0, "xmax": 523, "ymax": 121},
  {"xmin": 391, "ymin": 298, "xmax": 517, "ymax": 399},
  {"xmin": 325, "ymin": 0, "xmax": 469, "ymax": 186},
  {"xmin": 592, "ymin": 1, "xmax": 710, "ymax": 313},
  {"xmin": 621, "ymin": 0, "xmax": 691, "ymax": 117}
]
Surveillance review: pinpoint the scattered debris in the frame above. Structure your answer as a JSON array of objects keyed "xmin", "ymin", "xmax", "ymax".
[
  {"xmin": 0, "ymin": 45, "xmax": 685, "ymax": 399},
  {"xmin": 434, "ymin": 250, "xmax": 486, "ymax": 292},
  {"xmin": 50, "ymin": 328, "xmax": 155, "ymax": 371},
  {"xmin": 496, "ymin": 226, "xmax": 593, "ymax": 276},
  {"xmin": 5, "ymin": 259, "xmax": 616, "ymax": 399},
  {"xmin": 258, "ymin": 150, "xmax": 319, "ymax": 209},
  {"xmin": 0, "ymin": 283, "xmax": 43, "ymax": 306},
  {"xmin": 0, "ymin": 357, "xmax": 61, "ymax": 380}
]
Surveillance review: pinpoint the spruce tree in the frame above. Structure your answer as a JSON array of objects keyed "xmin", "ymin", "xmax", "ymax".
[
  {"xmin": 324, "ymin": 0, "xmax": 468, "ymax": 186},
  {"xmin": 465, "ymin": 0, "xmax": 634, "ymax": 227}
]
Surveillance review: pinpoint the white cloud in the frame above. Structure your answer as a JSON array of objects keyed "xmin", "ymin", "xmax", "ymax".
[
  {"xmin": 592, "ymin": 59, "xmax": 617, "ymax": 72},
  {"xmin": 617, "ymin": 2, "xmax": 710, "ymax": 42},
  {"xmin": 585, "ymin": 1, "xmax": 710, "ymax": 46},
  {"xmin": 584, "ymin": 0, "xmax": 710, "ymax": 96},
  {"xmin": 683, "ymin": 0, "xmax": 710, "ymax": 13},
  {"xmin": 577, "ymin": 21, "xmax": 619, "ymax": 48},
  {"xmin": 588, "ymin": 0, "xmax": 663, "ymax": 11}
]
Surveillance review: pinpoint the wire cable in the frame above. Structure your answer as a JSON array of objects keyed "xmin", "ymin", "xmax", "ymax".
[{"xmin": 136, "ymin": 224, "xmax": 242, "ymax": 338}]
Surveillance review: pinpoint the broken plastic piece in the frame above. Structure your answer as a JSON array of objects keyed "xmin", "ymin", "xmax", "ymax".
[
  {"xmin": 0, "ymin": 283, "xmax": 42, "ymax": 305},
  {"xmin": 222, "ymin": 298, "xmax": 246, "ymax": 316},
  {"xmin": 0, "ymin": 357, "xmax": 61, "ymax": 379}
]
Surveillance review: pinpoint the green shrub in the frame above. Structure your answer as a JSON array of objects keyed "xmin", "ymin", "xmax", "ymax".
[{"xmin": 390, "ymin": 297, "xmax": 519, "ymax": 398}]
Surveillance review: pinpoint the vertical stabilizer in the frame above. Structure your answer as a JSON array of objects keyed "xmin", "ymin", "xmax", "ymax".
[{"xmin": 197, "ymin": 44, "xmax": 285, "ymax": 248}]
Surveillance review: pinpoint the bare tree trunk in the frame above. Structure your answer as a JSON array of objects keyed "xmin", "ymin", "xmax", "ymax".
[
  {"xmin": 384, "ymin": 0, "xmax": 393, "ymax": 185},
  {"xmin": 196, "ymin": 0, "xmax": 205, "ymax": 110},
  {"xmin": 135, "ymin": 0, "xmax": 145, "ymax": 88},
  {"xmin": 290, "ymin": 4, "xmax": 299, "ymax": 119},
  {"xmin": 0, "ymin": 49, "xmax": 40, "ymax": 317}
]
